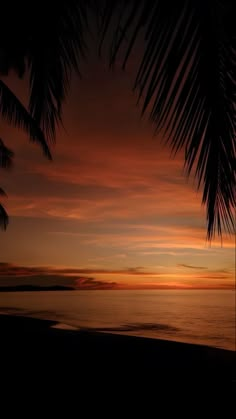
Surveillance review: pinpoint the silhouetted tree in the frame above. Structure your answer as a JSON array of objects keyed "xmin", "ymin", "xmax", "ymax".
[
  {"xmin": 100, "ymin": 0, "xmax": 236, "ymax": 239},
  {"xmin": 0, "ymin": 1, "xmax": 92, "ymax": 228},
  {"xmin": 0, "ymin": 1, "xmax": 235, "ymax": 240}
]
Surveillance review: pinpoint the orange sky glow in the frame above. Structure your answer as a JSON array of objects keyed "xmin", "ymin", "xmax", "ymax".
[{"xmin": 0, "ymin": 51, "xmax": 235, "ymax": 290}]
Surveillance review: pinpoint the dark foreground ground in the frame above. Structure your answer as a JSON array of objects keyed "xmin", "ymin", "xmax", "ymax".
[{"xmin": 0, "ymin": 314, "xmax": 235, "ymax": 415}]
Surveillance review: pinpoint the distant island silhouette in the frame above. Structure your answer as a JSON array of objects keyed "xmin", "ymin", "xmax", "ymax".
[{"xmin": 0, "ymin": 285, "xmax": 75, "ymax": 292}]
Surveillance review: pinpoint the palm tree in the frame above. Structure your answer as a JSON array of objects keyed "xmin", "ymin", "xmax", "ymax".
[
  {"xmin": 0, "ymin": 1, "xmax": 235, "ymax": 241},
  {"xmin": 0, "ymin": 0, "xmax": 92, "ymax": 229},
  {"xmin": 99, "ymin": 0, "xmax": 236, "ymax": 240}
]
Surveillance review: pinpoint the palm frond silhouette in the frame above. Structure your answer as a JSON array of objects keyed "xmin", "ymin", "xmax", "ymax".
[
  {"xmin": 0, "ymin": 81, "xmax": 51, "ymax": 159},
  {"xmin": 0, "ymin": 0, "xmax": 91, "ymax": 228},
  {"xmin": 0, "ymin": 139, "xmax": 13, "ymax": 229},
  {"xmin": 0, "ymin": 1, "xmax": 235, "ymax": 239},
  {"xmin": 100, "ymin": 0, "xmax": 236, "ymax": 239}
]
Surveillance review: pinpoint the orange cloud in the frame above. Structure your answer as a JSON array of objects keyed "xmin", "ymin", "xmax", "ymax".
[
  {"xmin": 0, "ymin": 57, "xmax": 234, "ymax": 282},
  {"xmin": 0, "ymin": 262, "xmax": 234, "ymax": 290}
]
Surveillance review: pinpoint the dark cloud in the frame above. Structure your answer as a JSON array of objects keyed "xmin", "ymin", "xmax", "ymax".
[
  {"xmin": 45, "ymin": 267, "xmax": 153, "ymax": 276},
  {"xmin": 75, "ymin": 277, "xmax": 116, "ymax": 290},
  {"xmin": 178, "ymin": 264, "xmax": 207, "ymax": 270},
  {"xmin": 3, "ymin": 171, "xmax": 124, "ymax": 201},
  {"xmin": 0, "ymin": 262, "xmax": 153, "ymax": 277},
  {"xmin": 0, "ymin": 262, "xmax": 159, "ymax": 289},
  {"xmin": 0, "ymin": 262, "xmax": 117, "ymax": 289},
  {"xmin": 125, "ymin": 267, "xmax": 146, "ymax": 273},
  {"xmin": 0, "ymin": 262, "xmax": 51, "ymax": 277}
]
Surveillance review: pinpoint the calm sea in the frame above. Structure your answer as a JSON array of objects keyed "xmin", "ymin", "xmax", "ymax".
[{"xmin": 0, "ymin": 290, "xmax": 235, "ymax": 350}]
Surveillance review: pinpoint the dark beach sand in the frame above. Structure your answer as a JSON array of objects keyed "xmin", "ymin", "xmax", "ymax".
[{"xmin": 0, "ymin": 314, "xmax": 235, "ymax": 413}]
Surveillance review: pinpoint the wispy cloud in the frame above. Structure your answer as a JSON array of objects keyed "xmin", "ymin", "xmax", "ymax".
[
  {"xmin": 74, "ymin": 277, "xmax": 116, "ymax": 290},
  {"xmin": 0, "ymin": 262, "xmax": 157, "ymax": 277},
  {"xmin": 178, "ymin": 264, "xmax": 207, "ymax": 270},
  {"xmin": 0, "ymin": 262, "xmax": 117, "ymax": 289},
  {"xmin": 1, "ymin": 58, "xmax": 234, "ymax": 279},
  {"xmin": 0, "ymin": 262, "xmax": 234, "ymax": 290}
]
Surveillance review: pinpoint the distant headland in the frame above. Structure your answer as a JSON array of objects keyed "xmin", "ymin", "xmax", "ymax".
[{"xmin": 0, "ymin": 285, "xmax": 75, "ymax": 292}]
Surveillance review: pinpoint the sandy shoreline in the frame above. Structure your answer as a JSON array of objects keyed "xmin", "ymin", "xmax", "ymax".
[
  {"xmin": 0, "ymin": 313, "xmax": 235, "ymax": 411},
  {"xmin": 1, "ymin": 314, "xmax": 235, "ymax": 372}
]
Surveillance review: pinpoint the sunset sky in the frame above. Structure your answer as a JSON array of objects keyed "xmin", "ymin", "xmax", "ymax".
[{"xmin": 0, "ymin": 46, "xmax": 235, "ymax": 290}]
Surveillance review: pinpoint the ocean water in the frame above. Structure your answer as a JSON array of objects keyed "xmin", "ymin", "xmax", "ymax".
[{"xmin": 0, "ymin": 290, "xmax": 235, "ymax": 350}]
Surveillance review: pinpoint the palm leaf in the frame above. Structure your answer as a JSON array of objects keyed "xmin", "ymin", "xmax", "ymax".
[
  {"xmin": 0, "ymin": 187, "xmax": 7, "ymax": 197},
  {"xmin": 0, "ymin": 188, "xmax": 8, "ymax": 230},
  {"xmin": 27, "ymin": 0, "xmax": 93, "ymax": 141},
  {"xmin": 0, "ymin": 138, "xmax": 14, "ymax": 169},
  {"xmin": 100, "ymin": 0, "xmax": 236, "ymax": 240},
  {"xmin": 0, "ymin": 80, "xmax": 51, "ymax": 159},
  {"xmin": 0, "ymin": 203, "xmax": 8, "ymax": 230}
]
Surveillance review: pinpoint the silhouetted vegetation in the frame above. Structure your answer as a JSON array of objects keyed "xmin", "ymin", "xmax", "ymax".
[
  {"xmin": 0, "ymin": 1, "xmax": 92, "ymax": 228},
  {"xmin": 99, "ymin": 0, "xmax": 236, "ymax": 239},
  {"xmin": 0, "ymin": 1, "xmax": 235, "ymax": 239}
]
